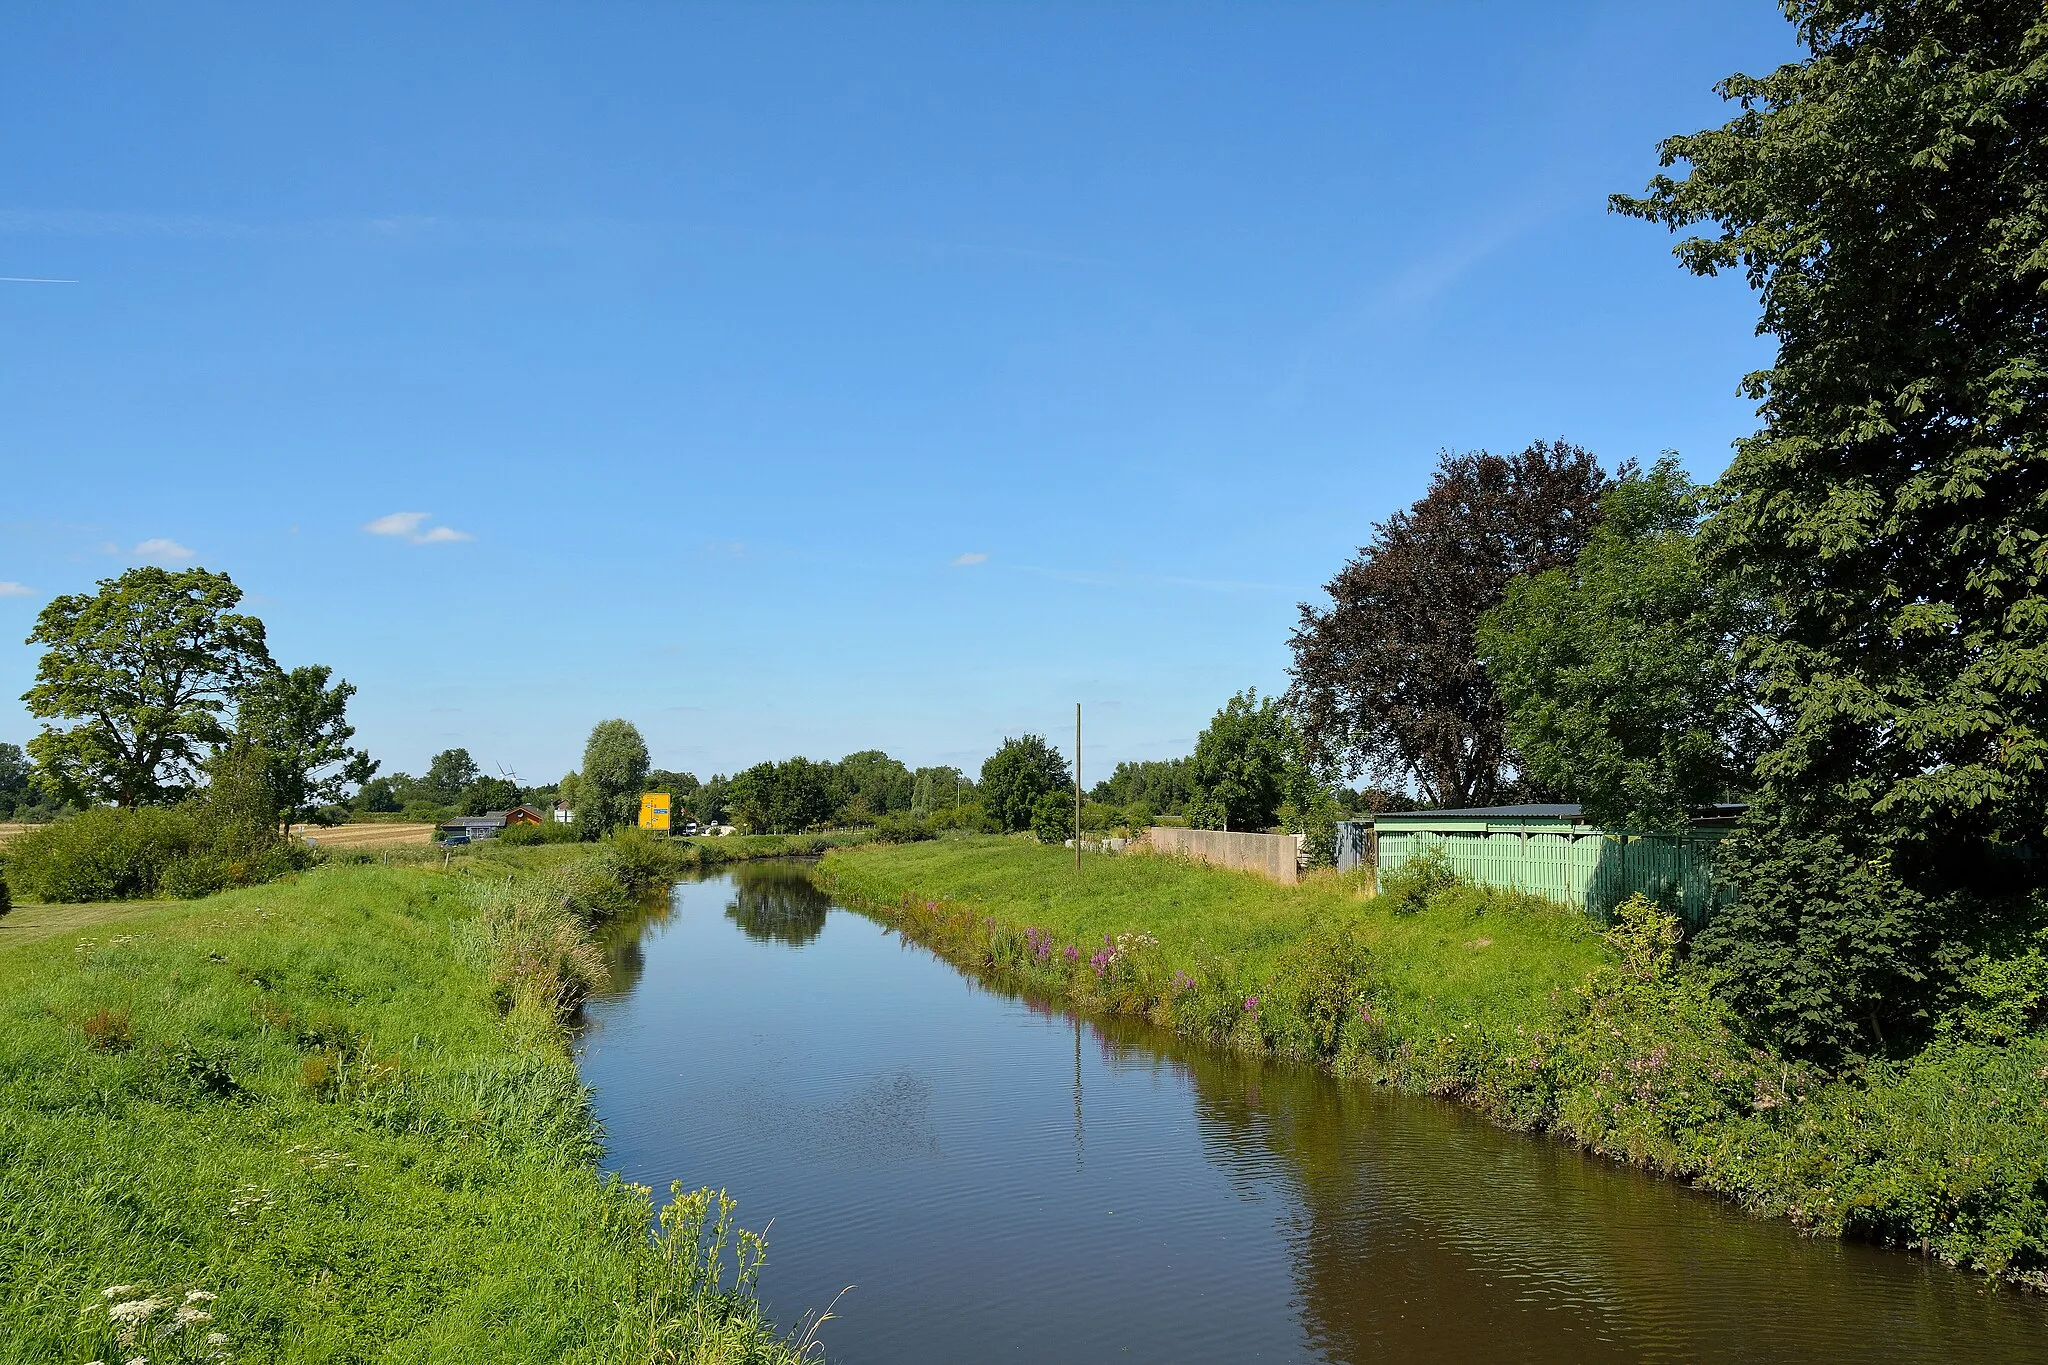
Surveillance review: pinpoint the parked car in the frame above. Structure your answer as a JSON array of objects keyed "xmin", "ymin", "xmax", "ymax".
[{"xmin": 441, "ymin": 832, "xmax": 471, "ymax": 846}]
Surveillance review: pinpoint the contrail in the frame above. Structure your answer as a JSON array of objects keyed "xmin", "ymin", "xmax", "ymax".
[{"xmin": 0, "ymin": 275, "xmax": 77, "ymax": 283}]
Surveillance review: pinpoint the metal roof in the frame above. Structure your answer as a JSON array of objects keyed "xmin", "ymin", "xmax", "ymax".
[{"xmin": 1374, "ymin": 803, "xmax": 1586, "ymax": 821}]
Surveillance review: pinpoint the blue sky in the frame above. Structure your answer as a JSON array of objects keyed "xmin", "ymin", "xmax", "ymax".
[{"xmin": 1, "ymin": 2, "xmax": 1798, "ymax": 787}]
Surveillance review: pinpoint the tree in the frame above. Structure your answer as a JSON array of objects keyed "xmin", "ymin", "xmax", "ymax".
[
  {"xmin": 1613, "ymin": 2, "xmax": 2048, "ymax": 858},
  {"xmin": 459, "ymin": 776, "xmax": 522, "ymax": 816},
  {"xmin": 235, "ymin": 664, "xmax": 378, "ymax": 832},
  {"xmin": 979, "ymin": 735, "xmax": 1071, "ymax": 834},
  {"xmin": 577, "ymin": 720, "xmax": 650, "ymax": 838},
  {"xmin": 353, "ymin": 775, "xmax": 402, "ymax": 814},
  {"xmin": 1477, "ymin": 459, "xmax": 1767, "ymax": 831},
  {"xmin": 833, "ymin": 750, "xmax": 914, "ymax": 819},
  {"xmin": 0, "ymin": 743, "xmax": 33, "ymax": 819},
  {"xmin": 423, "ymin": 749, "xmax": 481, "ymax": 806},
  {"xmin": 1615, "ymin": 2, "xmax": 2048, "ymax": 1056},
  {"xmin": 1089, "ymin": 758, "xmax": 1196, "ymax": 814},
  {"xmin": 1288, "ymin": 443, "xmax": 1616, "ymax": 807},
  {"xmin": 725, "ymin": 758, "xmax": 834, "ymax": 834},
  {"xmin": 1187, "ymin": 690, "xmax": 1298, "ymax": 831},
  {"xmin": 909, "ymin": 765, "xmax": 966, "ymax": 817},
  {"xmin": 23, "ymin": 567, "xmax": 273, "ymax": 808}
]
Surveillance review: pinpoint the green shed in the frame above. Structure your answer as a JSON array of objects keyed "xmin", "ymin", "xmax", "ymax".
[{"xmin": 1358, "ymin": 804, "xmax": 1737, "ymax": 925}]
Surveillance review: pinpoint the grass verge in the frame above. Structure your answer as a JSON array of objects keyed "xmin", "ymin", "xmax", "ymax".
[
  {"xmin": 820, "ymin": 836, "xmax": 2048, "ymax": 1288},
  {"xmin": 0, "ymin": 847, "xmax": 826, "ymax": 1363}
]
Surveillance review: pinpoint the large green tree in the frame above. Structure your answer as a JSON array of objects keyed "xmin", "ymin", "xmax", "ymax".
[
  {"xmin": 1188, "ymin": 689, "xmax": 1299, "ymax": 832},
  {"xmin": 979, "ymin": 735, "xmax": 1071, "ymax": 834},
  {"xmin": 577, "ymin": 720, "xmax": 650, "ymax": 838},
  {"xmin": 423, "ymin": 749, "xmax": 481, "ymax": 806},
  {"xmin": 1616, "ymin": 2, "xmax": 2048, "ymax": 1060},
  {"xmin": 725, "ymin": 758, "xmax": 835, "ymax": 834},
  {"xmin": 1478, "ymin": 459, "xmax": 1767, "ymax": 831},
  {"xmin": 1614, "ymin": 1, "xmax": 2048, "ymax": 855},
  {"xmin": 236, "ymin": 664, "xmax": 378, "ymax": 832},
  {"xmin": 23, "ymin": 567, "xmax": 272, "ymax": 808},
  {"xmin": 1288, "ymin": 442, "xmax": 1617, "ymax": 807}
]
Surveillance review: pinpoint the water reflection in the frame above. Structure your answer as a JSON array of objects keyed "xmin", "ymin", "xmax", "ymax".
[
  {"xmin": 724, "ymin": 860, "xmax": 831, "ymax": 947},
  {"xmin": 577, "ymin": 865, "xmax": 2048, "ymax": 1364}
]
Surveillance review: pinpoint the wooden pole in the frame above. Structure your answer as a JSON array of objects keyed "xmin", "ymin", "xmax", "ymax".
[{"xmin": 1075, "ymin": 702, "xmax": 1082, "ymax": 873}]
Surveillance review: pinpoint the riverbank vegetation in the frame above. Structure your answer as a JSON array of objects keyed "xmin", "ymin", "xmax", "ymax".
[
  {"xmin": 0, "ymin": 845, "xmax": 825, "ymax": 1362},
  {"xmin": 822, "ymin": 838, "xmax": 2048, "ymax": 1287}
]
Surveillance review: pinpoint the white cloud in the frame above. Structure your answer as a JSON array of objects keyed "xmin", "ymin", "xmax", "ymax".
[
  {"xmin": 363, "ymin": 511, "xmax": 473, "ymax": 545},
  {"xmin": 133, "ymin": 538, "xmax": 194, "ymax": 560},
  {"xmin": 0, "ymin": 581, "xmax": 32, "ymax": 596},
  {"xmin": 363, "ymin": 511, "xmax": 430, "ymax": 537},
  {"xmin": 951, "ymin": 551, "xmax": 990, "ymax": 566}
]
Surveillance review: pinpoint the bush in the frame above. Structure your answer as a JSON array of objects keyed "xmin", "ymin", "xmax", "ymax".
[
  {"xmin": 1030, "ymin": 790, "xmax": 1074, "ymax": 845},
  {"xmin": 872, "ymin": 811, "xmax": 935, "ymax": 844},
  {"xmin": 1377, "ymin": 842, "xmax": 1458, "ymax": 914},
  {"xmin": 497, "ymin": 821, "xmax": 579, "ymax": 846},
  {"xmin": 3, "ymin": 806, "xmax": 200, "ymax": 902},
  {"xmin": 0, "ymin": 872, "xmax": 9, "ymax": 917},
  {"xmin": 1696, "ymin": 807, "xmax": 2043, "ymax": 1064}
]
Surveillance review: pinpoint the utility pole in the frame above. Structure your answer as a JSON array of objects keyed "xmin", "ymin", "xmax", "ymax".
[{"xmin": 1075, "ymin": 702, "xmax": 1082, "ymax": 874}]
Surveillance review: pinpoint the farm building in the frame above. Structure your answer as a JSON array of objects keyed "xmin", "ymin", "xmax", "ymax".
[
  {"xmin": 1338, "ymin": 803, "xmax": 1741, "ymax": 926},
  {"xmin": 438, "ymin": 805, "xmax": 547, "ymax": 841}
]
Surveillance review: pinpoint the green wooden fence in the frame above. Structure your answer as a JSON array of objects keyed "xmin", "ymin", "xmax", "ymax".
[{"xmin": 1367, "ymin": 811, "xmax": 1728, "ymax": 925}]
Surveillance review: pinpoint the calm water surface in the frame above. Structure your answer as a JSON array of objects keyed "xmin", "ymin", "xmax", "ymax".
[{"xmin": 574, "ymin": 863, "xmax": 2048, "ymax": 1363}]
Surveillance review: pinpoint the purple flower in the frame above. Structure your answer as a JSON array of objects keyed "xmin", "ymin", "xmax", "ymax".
[
  {"xmin": 1170, "ymin": 971, "xmax": 1196, "ymax": 993},
  {"xmin": 1244, "ymin": 996, "xmax": 1259, "ymax": 1012},
  {"xmin": 1064, "ymin": 945, "xmax": 1080, "ymax": 963}
]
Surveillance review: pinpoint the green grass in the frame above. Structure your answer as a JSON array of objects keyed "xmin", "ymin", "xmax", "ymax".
[
  {"xmin": 821, "ymin": 837, "xmax": 2048, "ymax": 1287},
  {"xmin": 822, "ymin": 835, "xmax": 1603, "ymax": 1044},
  {"xmin": 0, "ymin": 853, "xmax": 822, "ymax": 1363}
]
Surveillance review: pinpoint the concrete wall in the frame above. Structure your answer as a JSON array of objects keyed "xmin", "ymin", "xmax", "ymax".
[{"xmin": 1144, "ymin": 827, "xmax": 1302, "ymax": 885}]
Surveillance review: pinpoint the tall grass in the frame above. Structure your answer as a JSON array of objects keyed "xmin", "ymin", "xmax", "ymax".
[
  {"xmin": 0, "ymin": 848, "xmax": 826, "ymax": 1362},
  {"xmin": 821, "ymin": 837, "xmax": 2048, "ymax": 1287}
]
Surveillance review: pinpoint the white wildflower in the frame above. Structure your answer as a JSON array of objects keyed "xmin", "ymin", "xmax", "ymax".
[
  {"xmin": 108, "ymin": 1298, "xmax": 164, "ymax": 1325},
  {"xmin": 172, "ymin": 1304, "xmax": 212, "ymax": 1329},
  {"xmin": 184, "ymin": 1290, "xmax": 217, "ymax": 1304},
  {"xmin": 102, "ymin": 1285, "xmax": 141, "ymax": 1299},
  {"xmin": 204, "ymin": 1332, "xmax": 229, "ymax": 1346}
]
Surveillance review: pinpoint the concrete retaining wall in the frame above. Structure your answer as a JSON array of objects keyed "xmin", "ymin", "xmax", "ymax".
[{"xmin": 1144, "ymin": 827, "xmax": 1302, "ymax": 885}]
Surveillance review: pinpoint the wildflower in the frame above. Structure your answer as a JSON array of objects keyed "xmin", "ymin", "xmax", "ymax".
[
  {"xmin": 205, "ymin": 1333, "xmax": 229, "ymax": 1347},
  {"xmin": 172, "ymin": 1305, "xmax": 213, "ymax": 1329},
  {"xmin": 103, "ymin": 1286, "xmax": 142, "ymax": 1300},
  {"xmin": 109, "ymin": 1298, "xmax": 165, "ymax": 1325},
  {"xmin": 1064, "ymin": 945, "xmax": 1080, "ymax": 963},
  {"xmin": 184, "ymin": 1290, "xmax": 217, "ymax": 1304},
  {"xmin": 1244, "ymin": 996, "xmax": 1259, "ymax": 1012}
]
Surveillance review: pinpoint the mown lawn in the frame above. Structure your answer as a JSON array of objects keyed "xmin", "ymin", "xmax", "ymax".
[{"xmin": 0, "ymin": 860, "xmax": 699, "ymax": 1363}]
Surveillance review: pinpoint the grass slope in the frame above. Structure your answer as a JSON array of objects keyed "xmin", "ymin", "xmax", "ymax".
[
  {"xmin": 821, "ymin": 836, "xmax": 2048, "ymax": 1287},
  {"xmin": 0, "ymin": 855, "xmax": 814, "ymax": 1363}
]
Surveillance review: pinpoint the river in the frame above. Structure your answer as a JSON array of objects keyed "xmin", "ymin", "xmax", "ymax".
[{"xmin": 574, "ymin": 862, "xmax": 2048, "ymax": 1363}]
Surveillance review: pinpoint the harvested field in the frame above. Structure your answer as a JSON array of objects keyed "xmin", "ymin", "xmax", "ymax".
[
  {"xmin": 0, "ymin": 822, "xmax": 31, "ymax": 847},
  {"xmin": 289, "ymin": 821, "xmax": 436, "ymax": 849}
]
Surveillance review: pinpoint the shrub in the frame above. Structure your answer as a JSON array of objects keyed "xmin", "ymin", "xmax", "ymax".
[
  {"xmin": 80, "ymin": 1006, "xmax": 132, "ymax": 1051},
  {"xmin": 871, "ymin": 811, "xmax": 935, "ymax": 844},
  {"xmin": 3, "ymin": 805, "xmax": 200, "ymax": 902},
  {"xmin": 1696, "ymin": 807, "xmax": 2042, "ymax": 1064},
  {"xmin": 1030, "ymin": 790, "xmax": 1074, "ymax": 845},
  {"xmin": 1377, "ymin": 842, "xmax": 1457, "ymax": 914},
  {"xmin": 497, "ymin": 822, "xmax": 578, "ymax": 846},
  {"xmin": 0, "ymin": 871, "xmax": 10, "ymax": 918},
  {"xmin": 1264, "ymin": 918, "xmax": 1378, "ymax": 1059}
]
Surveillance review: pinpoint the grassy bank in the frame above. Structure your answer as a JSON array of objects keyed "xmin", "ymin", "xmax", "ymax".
[
  {"xmin": 0, "ymin": 847, "xmax": 824, "ymax": 1363},
  {"xmin": 821, "ymin": 837, "xmax": 2048, "ymax": 1287}
]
